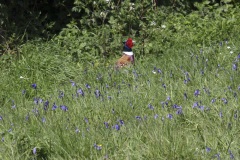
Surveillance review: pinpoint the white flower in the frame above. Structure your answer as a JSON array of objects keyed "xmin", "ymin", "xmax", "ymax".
[
  {"xmin": 161, "ymin": 24, "xmax": 166, "ymax": 29},
  {"xmin": 20, "ymin": 76, "xmax": 24, "ymax": 79},
  {"xmin": 227, "ymin": 46, "xmax": 231, "ymax": 49},
  {"xmin": 150, "ymin": 21, "xmax": 156, "ymax": 26},
  {"xmin": 230, "ymin": 51, "xmax": 233, "ymax": 54},
  {"xmin": 105, "ymin": 0, "xmax": 110, "ymax": 3}
]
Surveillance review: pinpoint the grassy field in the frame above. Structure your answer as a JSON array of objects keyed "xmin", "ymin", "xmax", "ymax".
[{"xmin": 0, "ymin": 36, "xmax": 239, "ymax": 160}]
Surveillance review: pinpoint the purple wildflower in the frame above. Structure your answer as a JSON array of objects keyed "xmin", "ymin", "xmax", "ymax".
[
  {"xmin": 232, "ymin": 63, "xmax": 237, "ymax": 71},
  {"xmin": 119, "ymin": 120, "xmax": 124, "ymax": 125},
  {"xmin": 135, "ymin": 116, "xmax": 141, "ymax": 120},
  {"xmin": 85, "ymin": 84, "xmax": 91, "ymax": 89},
  {"xmin": 25, "ymin": 114, "xmax": 29, "ymax": 121},
  {"xmin": 167, "ymin": 114, "xmax": 173, "ymax": 119},
  {"xmin": 44, "ymin": 100, "xmax": 49, "ymax": 110},
  {"xmin": 192, "ymin": 102, "xmax": 199, "ymax": 108},
  {"xmin": 222, "ymin": 98, "xmax": 228, "ymax": 104},
  {"xmin": 229, "ymin": 150, "xmax": 234, "ymax": 159},
  {"xmin": 194, "ymin": 89, "xmax": 200, "ymax": 97},
  {"xmin": 162, "ymin": 83, "xmax": 166, "ymax": 89},
  {"xmin": 166, "ymin": 96, "xmax": 171, "ymax": 101},
  {"xmin": 84, "ymin": 117, "xmax": 89, "ymax": 123},
  {"xmin": 176, "ymin": 109, "xmax": 183, "ymax": 115},
  {"xmin": 198, "ymin": 105, "xmax": 204, "ymax": 111},
  {"xmin": 104, "ymin": 122, "xmax": 109, "ymax": 128},
  {"xmin": 0, "ymin": 116, "xmax": 2, "ymax": 121},
  {"xmin": 60, "ymin": 105, "xmax": 68, "ymax": 111},
  {"xmin": 184, "ymin": 93, "xmax": 187, "ymax": 99},
  {"xmin": 237, "ymin": 54, "xmax": 240, "ymax": 59},
  {"xmin": 154, "ymin": 114, "xmax": 158, "ymax": 119},
  {"xmin": 115, "ymin": 124, "xmax": 120, "ymax": 131},
  {"xmin": 211, "ymin": 98, "xmax": 216, "ymax": 103},
  {"xmin": 33, "ymin": 98, "xmax": 39, "ymax": 105},
  {"xmin": 94, "ymin": 89, "xmax": 101, "ymax": 98},
  {"xmin": 52, "ymin": 103, "xmax": 58, "ymax": 110},
  {"xmin": 94, "ymin": 144, "xmax": 102, "ymax": 150},
  {"xmin": 206, "ymin": 147, "xmax": 211, "ymax": 153},
  {"xmin": 42, "ymin": 117, "xmax": 46, "ymax": 123},
  {"xmin": 219, "ymin": 111, "xmax": 223, "ymax": 118},
  {"xmin": 31, "ymin": 83, "xmax": 37, "ymax": 89},
  {"xmin": 22, "ymin": 90, "xmax": 26, "ymax": 95},
  {"xmin": 75, "ymin": 128, "xmax": 80, "ymax": 133},
  {"xmin": 70, "ymin": 80, "xmax": 76, "ymax": 87},
  {"xmin": 77, "ymin": 88, "xmax": 84, "ymax": 97},
  {"xmin": 148, "ymin": 104, "xmax": 154, "ymax": 110},
  {"xmin": 33, "ymin": 147, "xmax": 37, "ymax": 155},
  {"xmin": 59, "ymin": 91, "xmax": 64, "ymax": 99}
]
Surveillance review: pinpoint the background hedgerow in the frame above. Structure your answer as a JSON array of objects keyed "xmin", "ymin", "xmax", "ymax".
[{"xmin": 0, "ymin": 0, "xmax": 240, "ymax": 159}]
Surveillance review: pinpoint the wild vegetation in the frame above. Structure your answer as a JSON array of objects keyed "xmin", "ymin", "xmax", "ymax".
[{"xmin": 0, "ymin": 0, "xmax": 240, "ymax": 159}]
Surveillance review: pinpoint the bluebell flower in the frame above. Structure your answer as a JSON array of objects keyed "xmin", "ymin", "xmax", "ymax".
[
  {"xmin": 22, "ymin": 90, "xmax": 26, "ymax": 95},
  {"xmin": 70, "ymin": 80, "xmax": 76, "ymax": 87},
  {"xmin": 184, "ymin": 93, "xmax": 187, "ymax": 99},
  {"xmin": 94, "ymin": 144, "xmax": 102, "ymax": 150},
  {"xmin": 25, "ymin": 114, "xmax": 29, "ymax": 121},
  {"xmin": 85, "ymin": 84, "xmax": 91, "ymax": 89},
  {"xmin": 211, "ymin": 98, "xmax": 216, "ymax": 103},
  {"xmin": 1, "ymin": 137, "xmax": 4, "ymax": 142},
  {"xmin": 222, "ymin": 98, "xmax": 228, "ymax": 104},
  {"xmin": 194, "ymin": 89, "xmax": 200, "ymax": 97},
  {"xmin": 12, "ymin": 104, "xmax": 16, "ymax": 109},
  {"xmin": 232, "ymin": 63, "xmax": 237, "ymax": 71},
  {"xmin": 104, "ymin": 122, "xmax": 109, "ymax": 128},
  {"xmin": 52, "ymin": 103, "xmax": 58, "ymax": 110},
  {"xmin": 176, "ymin": 109, "xmax": 183, "ymax": 115},
  {"xmin": 192, "ymin": 102, "xmax": 199, "ymax": 108},
  {"xmin": 166, "ymin": 96, "xmax": 171, "ymax": 101},
  {"xmin": 167, "ymin": 114, "xmax": 173, "ymax": 119},
  {"xmin": 154, "ymin": 114, "xmax": 158, "ymax": 119},
  {"xmin": 157, "ymin": 69, "xmax": 162, "ymax": 74},
  {"xmin": 32, "ymin": 108, "xmax": 39, "ymax": 115},
  {"xmin": 115, "ymin": 124, "xmax": 120, "ymax": 131},
  {"xmin": 198, "ymin": 105, "xmax": 204, "ymax": 111},
  {"xmin": 206, "ymin": 146, "xmax": 211, "ymax": 153},
  {"xmin": 162, "ymin": 83, "xmax": 166, "ymax": 89},
  {"xmin": 229, "ymin": 150, "xmax": 234, "ymax": 159},
  {"xmin": 44, "ymin": 100, "xmax": 49, "ymax": 110},
  {"xmin": 84, "ymin": 117, "xmax": 89, "ymax": 123},
  {"xmin": 219, "ymin": 111, "xmax": 223, "ymax": 118},
  {"xmin": 59, "ymin": 91, "xmax": 64, "ymax": 99},
  {"xmin": 119, "ymin": 120, "xmax": 124, "ymax": 125},
  {"xmin": 60, "ymin": 105, "xmax": 68, "ymax": 111},
  {"xmin": 42, "ymin": 117, "xmax": 46, "ymax": 123},
  {"xmin": 160, "ymin": 102, "xmax": 165, "ymax": 108},
  {"xmin": 31, "ymin": 83, "xmax": 37, "ymax": 89},
  {"xmin": 77, "ymin": 88, "xmax": 84, "ymax": 97},
  {"xmin": 237, "ymin": 54, "xmax": 240, "ymax": 59},
  {"xmin": 75, "ymin": 128, "xmax": 80, "ymax": 133},
  {"xmin": 135, "ymin": 116, "xmax": 141, "ymax": 120},
  {"xmin": 94, "ymin": 89, "xmax": 101, "ymax": 98},
  {"xmin": 234, "ymin": 111, "xmax": 238, "ymax": 119},
  {"xmin": 148, "ymin": 104, "xmax": 154, "ymax": 110},
  {"xmin": 33, "ymin": 98, "xmax": 39, "ymax": 105},
  {"xmin": 0, "ymin": 116, "xmax": 3, "ymax": 121},
  {"xmin": 214, "ymin": 153, "xmax": 220, "ymax": 160},
  {"xmin": 33, "ymin": 147, "xmax": 37, "ymax": 155}
]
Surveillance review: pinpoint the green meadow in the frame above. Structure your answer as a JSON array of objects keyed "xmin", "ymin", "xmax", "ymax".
[{"xmin": 1, "ymin": 1, "xmax": 240, "ymax": 159}]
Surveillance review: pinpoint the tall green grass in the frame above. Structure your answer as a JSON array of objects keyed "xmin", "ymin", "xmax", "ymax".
[{"xmin": 0, "ymin": 37, "xmax": 239, "ymax": 159}]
